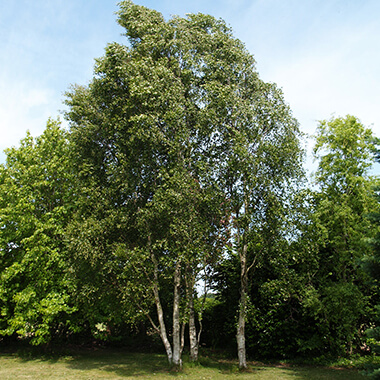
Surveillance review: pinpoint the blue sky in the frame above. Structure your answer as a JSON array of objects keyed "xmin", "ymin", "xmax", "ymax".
[{"xmin": 1, "ymin": 0, "xmax": 380, "ymax": 174}]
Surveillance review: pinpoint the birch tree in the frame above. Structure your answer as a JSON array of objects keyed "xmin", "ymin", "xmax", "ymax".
[
  {"xmin": 65, "ymin": 1, "xmax": 304, "ymax": 368},
  {"xmin": 65, "ymin": 2, "xmax": 227, "ymax": 367},
  {"xmin": 218, "ymin": 83, "xmax": 304, "ymax": 368}
]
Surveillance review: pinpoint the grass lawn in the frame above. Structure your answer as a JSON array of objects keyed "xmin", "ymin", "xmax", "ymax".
[{"xmin": 0, "ymin": 348, "xmax": 367, "ymax": 380}]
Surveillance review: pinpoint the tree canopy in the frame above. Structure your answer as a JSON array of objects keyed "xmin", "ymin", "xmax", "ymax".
[{"xmin": 0, "ymin": 119, "xmax": 76, "ymax": 345}]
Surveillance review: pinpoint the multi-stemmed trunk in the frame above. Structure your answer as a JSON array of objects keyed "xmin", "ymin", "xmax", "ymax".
[
  {"xmin": 150, "ymin": 257, "xmax": 183, "ymax": 368},
  {"xmin": 148, "ymin": 237, "xmax": 184, "ymax": 369}
]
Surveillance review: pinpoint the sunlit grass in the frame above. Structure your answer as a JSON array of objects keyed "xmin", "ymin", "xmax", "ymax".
[{"xmin": 0, "ymin": 348, "xmax": 367, "ymax": 379}]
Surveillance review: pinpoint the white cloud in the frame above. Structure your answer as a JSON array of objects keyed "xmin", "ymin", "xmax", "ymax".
[{"xmin": 0, "ymin": 79, "xmax": 60, "ymax": 157}]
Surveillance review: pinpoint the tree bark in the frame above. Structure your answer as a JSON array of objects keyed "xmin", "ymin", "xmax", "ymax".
[
  {"xmin": 151, "ymin": 249, "xmax": 173, "ymax": 365},
  {"xmin": 172, "ymin": 260, "xmax": 182, "ymax": 368},
  {"xmin": 188, "ymin": 291, "xmax": 199, "ymax": 361},
  {"xmin": 180, "ymin": 321, "xmax": 186, "ymax": 357},
  {"xmin": 237, "ymin": 241, "xmax": 248, "ymax": 369},
  {"xmin": 185, "ymin": 267, "xmax": 199, "ymax": 362},
  {"xmin": 153, "ymin": 282, "xmax": 173, "ymax": 364}
]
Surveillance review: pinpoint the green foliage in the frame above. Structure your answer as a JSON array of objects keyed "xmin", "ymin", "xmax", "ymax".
[
  {"xmin": 207, "ymin": 116, "xmax": 378, "ymax": 359},
  {"xmin": 0, "ymin": 119, "xmax": 76, "ymax": 344},
  {"xmin": 307, "ymin": 115, "xmax": 378, "ymax": 355},
  {"xmin": 65, "ymin": 2, "xmax": 298, "ymax": 365},
  {"xmin": 362, "ymin": 169, "xmax": 380, "ymax": 377}
]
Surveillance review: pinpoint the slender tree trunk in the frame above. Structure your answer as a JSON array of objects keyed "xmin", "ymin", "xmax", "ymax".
[
  {"xmin": 196, "ymin": 266, "xmax": 210, "ymax": 357},
  {"xmin": 237, "ymin": 241, "xmax": 248, "ymax": 369},
  {"xmin": 180, "ymin": 321, "xmax": 186, "ymax": 357},
  {"xmin": 153, "ymin": 280, "xmax": 173, "ymax": 364},
  {"xmin": 153, "ymin": 281, "xmax": 173, "ymax": 364},
  {"xmin": 185, "ymin": 266, "xmax": 199, "ymax": 362},
  {"xmin": 188, "ymin": 291, "xmax": 199, "ymax": 361},
  {"xmin": 172, "ymin": 260, "xmax": 182, "ymax": 368},
  {"xmin": 150, "ymin": 247, "xmax": 173, "ymax": 365}
]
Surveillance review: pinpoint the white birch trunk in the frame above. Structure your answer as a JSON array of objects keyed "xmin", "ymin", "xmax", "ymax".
[
  {"xmin": 189, "ymin": 292, "xmax": 199, "ymax": 361},
  {"xmin": 180, "ymin": 321, "xmax": 186, "ymax": 356},
  {"xmin": 172, "ymin": 261, "xmax": 182, "ymax": 368},
  {"xmin": 151, "ymin": 248, "xmax": 173, "ymax": 365},
  {"xmin": 153, "ymin": 282, "xmax": 173, "ymax": 364},
  {"xmin": 237, "ymin": 241, "xmax": 248, "ymax": 369},
  {"xmin": 185, "ymin": 268, "xmax": 199, "ymax": 362}
]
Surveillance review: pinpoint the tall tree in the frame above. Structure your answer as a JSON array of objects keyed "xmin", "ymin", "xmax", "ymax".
[
  {"xmin": 65, "ymin": 1, "xmax": 304, "ymax": 367},
  {"xmin": 65, "ymin": 1, "xmax": 227, "ymax": 367},
  {"xmin": 361, "ymin": 146, "xmax": 380, "ymax": 378},
  {"xmin": 0, "ymin": 119, "xmax": 76, "ymax": 344},
  {"xmin": 311, "ymin": 115, "xmax": 378, "ymax": 354},
  {"xmin": 207, "ymin": 74, "xmax": 304, "ymax": 366},
  {"xmin": 363, "ymin": 219, "xmax": 380, "ymax": 378}
]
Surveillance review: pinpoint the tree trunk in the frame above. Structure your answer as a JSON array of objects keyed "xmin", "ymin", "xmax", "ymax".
[
  {"xmin": 153, "ymin": 281, "xmax": 173, "ymax": 364},
  {"xmin": 237, "ymin": 241, "xmax": 248, "ymax": 369},
  {"xmin": 195, "ymin": 267, "xmax": 210, "ymax": 359},
  {"xmin": 180, "ymin": 321, "xmax": 186, "ymax": 357},
  {"xmin": 172, "ymin": 260, "xmax": 182, "ymax": 368},
  {"xmin": 185, "ymin": 267, "xmax": 199, "ymax": 362},
  {"xmin": 189, "ymin": 291, "xmax": 199, "ymax": 361},
  {"xmin": 151, "ymin": 249, "xmax": 173, "ymax": 365}
]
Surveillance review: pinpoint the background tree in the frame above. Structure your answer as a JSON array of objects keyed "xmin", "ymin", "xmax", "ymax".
[
  {"xmin": 207, "ymin": 116, "xmax": 379, "ymax": 360},
  {"xmin": 308, "ymin": 115, "xmax": 378, "ymax": 355},
  {"xmin": 362, "ymin": 154, "xmax": 380, "ymax": 378},
  {"xmin": 213, "ymin": 80, "xmax": 305, "ymax": 367},
  {"xmin": 0, "ymin": 119, "xmax": 77, "ymax": 345},
  {"xmin": 208, "ymin": 188, "xmax": 319, "ymax": 359}
]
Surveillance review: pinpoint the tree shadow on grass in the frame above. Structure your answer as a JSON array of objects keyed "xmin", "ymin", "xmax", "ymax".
[
  {"xmin": 64, "ymin": 349, "xmax": 177, "ymax": 378},
  {"xmin": 196, "ymin": 354, "xmax": 366, "ymax": 380},
  {"xmin": 61, "ymin": 350, "xmax": 368, "ymax": 380},
  {"xmin": 8, "ymin": 348, "xmax": 366, "ymax": 379},
  {"xmin": 13, "ymin": 347, "xmax": 174, "ymax": 378},
  {"xmin": 271, "ymin": 365, "xmax": 366, "ymax": 380}
]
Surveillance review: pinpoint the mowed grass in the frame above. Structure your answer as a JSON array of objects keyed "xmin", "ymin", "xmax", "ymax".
[{"xmin": 0, "ymin": 348, "xmax": 367, "ymax": 380}]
